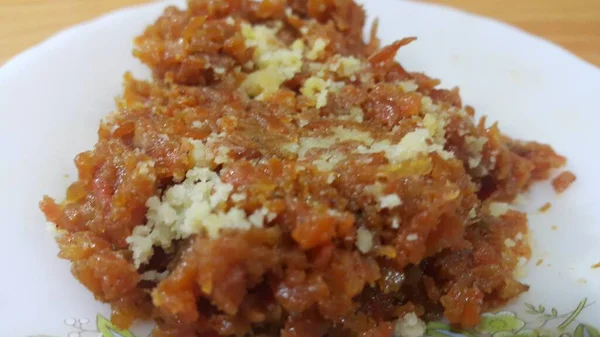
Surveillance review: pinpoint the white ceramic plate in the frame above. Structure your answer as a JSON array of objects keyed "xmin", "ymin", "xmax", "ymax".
[{"xmin": 1, "ymin": 1, "xmax": 599, "ymax": 336}]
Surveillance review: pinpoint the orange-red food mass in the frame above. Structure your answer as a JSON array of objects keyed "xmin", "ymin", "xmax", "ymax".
[{"xmin": 40, "ymin": 1, "xmax": 569, "ymax": 336}]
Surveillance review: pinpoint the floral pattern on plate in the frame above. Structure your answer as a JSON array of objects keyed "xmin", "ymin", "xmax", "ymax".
[
  {"xmin": 28, "ymin": 299, "xmax": 598, "ymax": 337},
  {"xmin": 427, "ymin": 298, "xmax": 599, "ymax": 337}
]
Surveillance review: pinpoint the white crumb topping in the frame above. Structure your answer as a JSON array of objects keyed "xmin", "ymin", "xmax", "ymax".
[
  {"xmin": 241, "ymin": 23, "xmax": 304, "ymax": 98},
  {"xmin": 46, "ymin": 222, "xmax": 66, "ymax": 238},
  {"xmin": 230, "ymin": 192, "xmax": 247, "ymax": 203},
  {"xmin": 329, "ymin": 55, "xmax": 363, "ymax": 77},
  {"xmin": 140, "ymin": 270, "xmax": 169, "ymax": 282},
  {"xmin": 397, "ymin": 80, "xmax": 419, "ymax": 93},
  {"xmin": 326, "ymin": 173, "xmax": 336, "ymax": 184},
  {"xmin": 379, "ymin": 194, "xmax": 402, "ymax": 209},
  {"xmin": 465, "ymin": 136, "xmax": 488, "ymax": 169},
  {"xmin": 420, "ymin": 96, "xmax": 441, "ymax": 114},
  {"xmin": 135, "ymin": 160, "xmax": 156, "ymax": 179},
  {"xmin": 468, "ymin": 207, "xmax": 477, "ymax": 219},
  {"xmin": 360, "ymin": 128, "xmax": 454, "ymax": 163},
  {"xmin": 488, "ymin": 202, "xmax": 510, "ymax": 217},
  {"xmin": 306, "ymin": 38, "xmax": 329, "ymax": 60},
  {"xmin": 517, "ymin": 257, "xmax": 528, "ymax": 266},
  {"xmin": 127, "ymin": 167, "xmax": 277, "ymax": 268},
  {"xmin": 406, "ymin": 233, "xmax": 419, "ymax": 242},
  {"xmin": 504, "ymin": 238, "xmax": 517, "ymax": 248},
  {"xmin": 356, "ymin": 227, "xmax": 374, "ymax": 253},
  {"xmin": 301, "ymin": 76, "xmax": 332, "ymax": 108},
  {"xmin": 395, "ymin": 313, "xmax": 426, "ymax": 337},
  {"xmin": 312, "ymin": 152, "xmax": 345, "ymax": 172},
  {"xmin": 422, "ymin": 113, "xmax": 447, "ymax": 144}
]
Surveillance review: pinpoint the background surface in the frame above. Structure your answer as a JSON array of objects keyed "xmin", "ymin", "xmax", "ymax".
[{"xmin": 1, "ymin": 0, "xmax": 599, "ymax": 66}]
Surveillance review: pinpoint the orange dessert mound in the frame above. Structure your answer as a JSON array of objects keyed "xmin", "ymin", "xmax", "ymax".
[{"xmin": 40, "ymin": 1, "xmax": 568, "ymax": 336}]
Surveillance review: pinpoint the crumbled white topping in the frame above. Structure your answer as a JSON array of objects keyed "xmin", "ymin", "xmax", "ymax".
[
  {"xmin": 241, "ymin": 23, "xmax": 304, "ymax": 97},
  {"xmin": 312, "ymin": 151, "xmax": 345, "ymax": 172},
  {"xmin": 329, "ymin": 55, "xmax": 363, "ymax": 77},
  {"xmin": 517, "ymin": 257, "xmax": 528, "ymax": 266},
  {"xmin": 230, "ymin": 192, "xmax": 247, "ymax": 203},
  {"xmin": 488, "ymin": 202, "xmax": 510, "ymax": 217},
  {"xmin": 504, "ymin": 238, "xmax": 517, "ymax": 248},
  {"xmin": 140, "ymin": 270, "xmax": 169, "ymax": 282},
  {"xmin": 46, "ymin": 222, "xmax": 66, "ymax": 238},
  {"xmin": 225, "ymin": 17, "xmax": 235, "ymax": 25},
  {"xmin": 391, "ymin": 217, "xmax": 400, "ymax": 229},
  {"xmin": 406, "ymin": 233, "xmax": 419, "ymax": 242},
  {"xmin": 420, "ymin": 96, "xmax": 440, "ymax": 114},
  {"xmin": 332, "ymin": 126, "xmax": 374, "ymax": 145},
  {"xmin": 248, "ymin": 207, "xmax": 276, "ymax": 227},
  {"xmin": 356, "ymin": 227, "xmax": 374, "ymax": 253},
  {"xmin": 395, "ymin": 313, "xmax": 426, "ymax": 337},
  {"xmin": 360, "ymin": 128, "xmax": 454, "ymax": 163},
  {"xmin": 422, "ymin": 113, "xmax": 447, "ymax": 144},
  {"xmin": 326, "ymin": 173, "xmax": 336, "ymax": 184},
  {"xmin": 336, "ymin": 107, "xmax": 365, "ymax": 123},
  {"xmin": 301, "ymin": 76, "xmax": 329, "ymax": 108},
  {"xmin": 379, "ymin": 194, "xmax": 402, "ymax": 209},
  {"xmin": 468, "ymin": 207, "xmax": 477, "ymax": 219},
  {"xmin": 307, "ymin": 38, "xmax": 329, "ymax": 60},
  {"xmin": 135, "ymin": 160, "xmax": 156, "ymax": 179},
  {"xmin": 465, "ymin": 136, "xmax": 488, "ymax": 169},
  {"xmin": 127, "ymin": 167, "xmax": 277, "ymax": 268},
  {"xmin": 515, "ymin": 232, "xmax": 524, "ymax": 241},
  {"xmin": 397, "ymin": 80, "xmax": 419, "ymax": 93}
]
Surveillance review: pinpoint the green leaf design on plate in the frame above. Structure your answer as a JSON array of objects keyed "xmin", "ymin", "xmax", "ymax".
[
  {"xmin": 96, "ymin": 314, "xmax": 136, "ymax": 337},
  {"xmin": 558, "ymin": 299, "xmax": 588, "ymax": 330},
  {"xmin": 552, "ymin": 308, "xmax": 558, "ymax": 317},
  {"xmin": 574, "ymin": 324, "xmax": 600, "ymax": 337},
  {"xmin": 476, "ymin": 311, "xmax": 525, "ymax": 334}
]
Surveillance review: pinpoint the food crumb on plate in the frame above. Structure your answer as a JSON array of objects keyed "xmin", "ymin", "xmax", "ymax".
[
  {"xmin": 552, "ymin": 170, "xmax": 576, "ymax": 193},
  {"xmin": 538, "ymin": 202, "xmax": 551, "ymax": 212}
]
